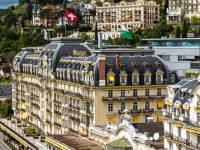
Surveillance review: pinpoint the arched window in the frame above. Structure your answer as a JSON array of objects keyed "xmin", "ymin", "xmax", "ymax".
[
  {"xmin": 133, "ymin": 102, "xmax": 138, "ymax": 111},
  {"xmin": 145, "ymin": 102, "xmax": 150, "ymax": 110},
  {"xmin": 121, "ymin": 103, "xmax": 126, "ymax": 111}
]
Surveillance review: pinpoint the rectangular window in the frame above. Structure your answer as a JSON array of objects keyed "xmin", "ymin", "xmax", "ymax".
[
  {"xmin": 121, "ymin": 90, "xmax": 125, "ymax": 98},
  {"xmin": 162, "ymin": 55, "xmax": 170, "ymax": 61},
  {"xmin": 121, "ymin": 76, "xmax": 125, "ymax": 84},
  {"xmin": 108, "ymin": 90, "xmax": 113, "ymax": 98},
  {"xmin": 198, "ymin": 114, "xmax": 200, "ymax": 122},
  {"xmin": 145, "ymin": 76, "xmax": 150, "ymax": 84},
  {"xmin": 108, "ymin": 104, "xmax": 113, "ymax": 112},
  {"xmin": 157, "ymin": 89, "xmax": 161, "ymax": 96},
  {"xmin": 133, "ymin": 76, "xmax": 138, "ymax": 84},
  {"xmin": 198, "ymin": 135, "xmax": 200, "ymax": 144},
  {"xmin": 190, "ymin": 63, "xmax": 200, "ymax": 69},
  {"xmin": 133, "ymin": 90, "xmax": 137, "ymax": 97},
  {"xmin": 145, "ymin": 89, "xmax": 150, "ymax": 96},
  {"xmin": 121, "ymin": 103, "xmax": 126, "ymax": 111},
  {"xmin": 157, "ymin": 75, "xmax": 161, "ymax": 83}
]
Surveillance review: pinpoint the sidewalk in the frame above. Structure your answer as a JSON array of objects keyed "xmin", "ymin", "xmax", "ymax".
[{"xmin": 0, "ymin": 118, "xmax": 47, "ymax": 150}]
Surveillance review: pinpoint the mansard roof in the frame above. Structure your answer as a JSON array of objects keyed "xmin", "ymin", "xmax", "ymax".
[
  {"xmin": 13, "ymin": 37, "xmax": 179, "ymax": 86},
  {"xmin": 170, "ymin": 78, "xmax": 199, "ymax": 104}
]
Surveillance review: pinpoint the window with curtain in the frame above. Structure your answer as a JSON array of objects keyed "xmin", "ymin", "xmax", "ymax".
[
  {"xmin": 145, "ymin": 102, "xmax": 150, "ymax": 110},
  {"xmin": 121, "ymin": 103, "xmax": 126, "ymax": 111},
  {"xmin": 133, "ymin": 102, "xmax": 138, "ymax": 111}
]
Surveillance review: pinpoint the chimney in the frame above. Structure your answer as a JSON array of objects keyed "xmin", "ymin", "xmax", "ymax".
[
  {"xmin": 98, "ymin": 32, "xmax": 103, "ymax": 49},
  {"xmin": 116, "ymin": 54, "xmax": 120, "ymax": 68},
  {"xmin": 98, "ymin": 55, "xmax": 106, "ymax": 86}
]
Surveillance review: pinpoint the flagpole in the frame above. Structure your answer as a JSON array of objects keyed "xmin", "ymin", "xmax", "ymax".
[{"xmin": 65, "ymin": 24, "xmax": 67, "ymax": 37}]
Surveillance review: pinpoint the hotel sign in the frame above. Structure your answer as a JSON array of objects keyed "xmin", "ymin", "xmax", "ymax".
[{"xmin": 72, "ymin": 49, "xmax": 87, "ymax": 57}]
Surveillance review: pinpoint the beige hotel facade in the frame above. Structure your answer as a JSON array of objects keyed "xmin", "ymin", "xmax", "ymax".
[{"xmin": 12, "ymin": 37, "xmax": 179, "ymax": 136}]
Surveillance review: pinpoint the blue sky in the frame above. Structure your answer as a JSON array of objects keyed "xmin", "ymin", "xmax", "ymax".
[{"xmin": 0, "ymin": 0, "xmax": 18, "ymax": 9}]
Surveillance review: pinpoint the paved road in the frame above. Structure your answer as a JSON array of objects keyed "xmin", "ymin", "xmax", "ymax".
[{"xmin": 0, "ymin": 131, "xmax": 11, "ymax": 150}]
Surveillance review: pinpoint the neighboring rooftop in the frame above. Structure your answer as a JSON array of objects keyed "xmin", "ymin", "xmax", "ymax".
[
  {"xmin": 52, "ymin": 133, "xmax": 104, "ymax": 150},
  {"xmin": 0, "ymin": 84, "xmax": 12, "ymax": 96},
  {"xmin": 132, "ymin": 122, "xmax": 164, "ymax": 137}
]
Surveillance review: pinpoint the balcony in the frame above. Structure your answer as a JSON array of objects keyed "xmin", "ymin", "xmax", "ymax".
[
  {"xmin": 131, "ymin": 109, "xmax": 142, "ymax": 114},
  {"xmin": 69, "ymin": 116, "xmax": 80, "ymax": 124},
  {"xmin": 54, "ymin": 110, "xmax": 62, "ymax": 115},
  {"xmin": 54, "ymin": 100, "xmax": 62, "ymax": 105},
  {"xmin": 118, "ymin": 110, "xmax": 126, "ymax": 114},
  {"xmin": 102, "ymin": 95, "xmax": 165, "ymax": 101},
  {"xmin": 54, "ymin": 122, "xmax": 62, "ymax": 127},
  {"xmin": 186, "ymin": 141, "xmax": 200, "ymax": 150},
  {"xmin": 31, "ymin": 102, "xmax": 40, "ymax": 108},
  {"xmin": 143, "ymin": 108, "xmax": 154, "ymax": 113},
  {"xmin": 54, "ymin": 88, "xmax": 65, "ymax": 94},
  {"xmin": 46, "ymin": 119, "xmax": 51, "ymax": 124},
  {"xmin": 172, "ymin": 114, "xmax": 179, "ymax": 120},
  {"xmin": 197, "ymin": 102, "xmax": 200, "ymax": 109}
]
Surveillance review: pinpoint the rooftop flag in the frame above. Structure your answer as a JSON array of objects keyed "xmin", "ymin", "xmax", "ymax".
[
  {"xmin": 120, "ymin": 25, "xmax": 133, "ymax": 40},
  {"xmin": 66, "ymin": 10, "xmax": 78, "ymax": 23}
]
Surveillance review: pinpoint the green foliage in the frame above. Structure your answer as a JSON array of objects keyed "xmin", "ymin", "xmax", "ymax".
[
  {"xmin": 181, "ymin": 20, "xmax": 190, "ymax": 38},
  {"xmin": 174, "ymin": 26, "xmax": 181, "ymax": 38},
  {"xmin": 96, "ymin": 1, "xmax": 103, "ymax": 7},
  {"xmin": 141, "ymin": 22, "xmax": 174, "ymax": 38},
  {"xmin": 0, "ymin": 78, "xmax": 11, "ymax": 84},
  {"xmin": 0, "ymin": 99, "xmax": 13, "ymax": 118},
  {"xmin": 78, "ymin": 32, "xmax": 92, "ymax": 42},
  {"xmin": 185, "ymin": 72, "xmax": 199, "ymax": 78}
]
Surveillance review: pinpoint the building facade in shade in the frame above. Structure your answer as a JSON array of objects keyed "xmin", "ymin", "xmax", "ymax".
[
  {"xmin": 12, "ymin": 37, "xmax": 178, "ymax": 136},
  {"xmin": 167, "ymin": 0, "xmax": 200, "ymax": 25},
  {"xmin": 96, "ymin": 0, "xmax": 160, "ymax": 31},
  {"xmin": 140, "ymin": 38, "xmax": 200, "ymax": 77},
  {"xmin": 163, "ymin": 76, "xmax": 200, "ymax": 150},
  {"xmin": 46, "ymin": 112, "xmax": 164, "ymax": 150}
]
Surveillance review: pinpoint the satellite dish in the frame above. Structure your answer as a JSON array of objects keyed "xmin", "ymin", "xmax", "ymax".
[{"xmin": 153, "ymin": 133, "xmax": 159, "ymax": 140}]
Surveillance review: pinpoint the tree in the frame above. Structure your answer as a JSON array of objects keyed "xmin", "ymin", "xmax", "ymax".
[
  {"xmin": 95, "ymin": 22, "xmax": 98, "ymax": 42},
  {"xmin": 181, "ymin": 20, "xmax": 189, "ymax": 38},
  {"xmin": 190, "ymin": 16, "xmax": 200, "ymax": 33},
  {"xmin": 4, "ymin": 12, "xmax": 17, "ymax": 28},
  {"xmin": 78, "ymin": 32, "xmax": 92, "ymax": 42},
  {"xmin": 175, "ymin": 26, "xmax": 181, "ymax": 38}
]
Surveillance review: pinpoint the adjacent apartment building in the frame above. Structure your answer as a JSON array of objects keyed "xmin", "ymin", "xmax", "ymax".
[
  {"xmin": 12, "ymin": 37, "xmax": 178, "ymax": 136},
  {"xmin": 96, "ymin": 0, "xmax": 160, "ymax": 31},
  {"xmin": 167, "ymin": 0, "xmax": 200, "ymax": 25},
  {"xmin": 140, "ymin": 38, "xmax": 200, "ymax": 77},
  {"xmin": 163, "ymin": 76, "xmax": 200, "ymax": 150}
]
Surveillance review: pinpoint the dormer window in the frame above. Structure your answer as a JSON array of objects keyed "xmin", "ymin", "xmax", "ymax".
[
  {"xmin": 120, "ymin": 73, "xmax": 127, "ymax": 85},
  {"xmin": 144, "ymin": 75, "xmax": 151, "ymax": 85},
  {"xmin": 170, "ymin": 74, "xmax": 175, "ymax": 83},
  {"xmin": 156, "ymin": 70, "xmax": 163, "ymax": 84},
  {"xmin": 144, "ymin": 63, "xmax": 151, "ymax": 85},
  {"xmin": 132, "ymin": 63, "xmax": 139, "ymax": 85},
  {"xmin": 107, "ymin": 72, "xmax": 115, "ymax": 86},
  {"xmin": 108, "ymin": 75, "xmax": 115, "ymax": 85}
]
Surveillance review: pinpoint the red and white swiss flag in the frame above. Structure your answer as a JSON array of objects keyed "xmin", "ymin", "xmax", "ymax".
[{"xmin": 66, "ymin": 10, "xmax": 78, "ymax": 23}]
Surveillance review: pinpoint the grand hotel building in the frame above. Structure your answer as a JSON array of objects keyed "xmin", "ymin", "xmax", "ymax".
[{"xmin": 12, "ymin": 37, "xmax": 179, "ymax": 136}]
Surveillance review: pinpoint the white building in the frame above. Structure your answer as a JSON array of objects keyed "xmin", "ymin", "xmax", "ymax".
[
  {"xmin": 140, "ymin": 38, "xmax": 200, "ymax": 77},
  {"xmin": 163, "ymin": 76, "xmax": 200, "ymax": 150},
  {"xmin": 167, "ymin": 0, "xmax": 200, "ymax": 25},
  {"xmin": 96, "ymin": 0, "xmax": 160, "ymax": 32}
]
